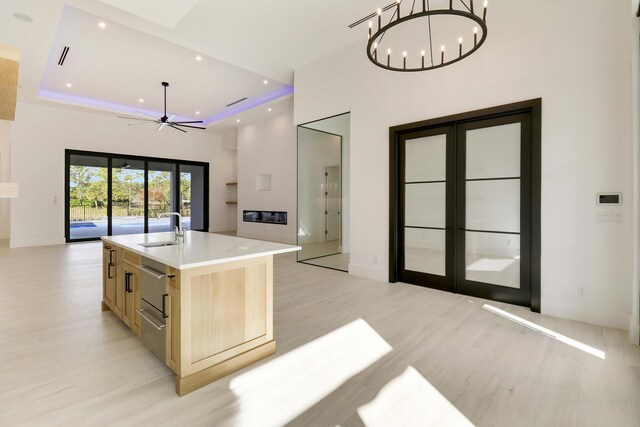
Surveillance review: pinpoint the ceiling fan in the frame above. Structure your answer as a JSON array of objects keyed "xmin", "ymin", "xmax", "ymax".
[{"xmin": 119, "ymin": 82, "xmax": 205, "ymax": 133}]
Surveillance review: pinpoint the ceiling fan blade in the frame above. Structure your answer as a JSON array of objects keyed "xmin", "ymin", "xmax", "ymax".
[
  {"xmin": 168, "ymin": 114, "xmax": 177, "ymax": 122},
  {"xmin": 157, "ymin": 123, "xmax": 168, "ymax": 132},
  {"xmin": 127, "ymin": 122, "xmax": 155, "ymax": 126},
  {"xmin": 172, "ymin": 120, "xmax": 204, "ymax": 124},
  {"xmin": 168, "ymin": 124, "xmax": 187, "ymax": 133},
  {"xmin": 172, "ymin": 123, "xmax": 206, "ymax": 130},
  {"xmin": 118, "ymin": 116, "xmax": 157, "ymax": 122},
  {"xmin": 134, "ymin": 111, "xmax": 160, "ymax": 120}
]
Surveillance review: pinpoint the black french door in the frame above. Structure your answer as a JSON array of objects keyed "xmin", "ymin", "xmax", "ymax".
[
  {"xmin": 390, "ymin": 100, "xmax": 541, "ymax": 311},
  {"xmin": 65, "ymin": 149, "xmax": 209, "ymax": 243}
]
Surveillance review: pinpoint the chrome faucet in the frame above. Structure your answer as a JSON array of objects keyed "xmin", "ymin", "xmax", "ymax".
[{"xmin": 158, "ymin": 212, "xmax": 185, "ymax": 243}]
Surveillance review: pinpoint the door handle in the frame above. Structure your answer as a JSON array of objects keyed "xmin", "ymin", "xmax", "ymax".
[
  {"xmin": 162, "ymin": 294, "xmax": 169, "ymax": 319},
  {"xmin": 108, "ymin": 263, "xmax": 114, "ymax": 279},
  {"xmin": 125, "ymin": 272, "xmax": 133, "ymax": 293}
]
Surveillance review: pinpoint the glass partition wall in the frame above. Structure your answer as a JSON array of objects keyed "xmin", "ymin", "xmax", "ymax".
[
  {"xmin": 66, "ymin": 150, "xmax": 208, "ymax": 242},
  {"xmin": 297, "ymin": 113, "xmax": 350, "ymax": 272}
]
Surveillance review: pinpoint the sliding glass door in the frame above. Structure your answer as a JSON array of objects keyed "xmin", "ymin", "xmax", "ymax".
[
  {"xmin": 67, "ymin": 153, "xmax": 109, "ymax": 240},
  {"xmin": 148, "ymin": 161, "xmax": 177, "ymax": 233},
  {"xmin": 65, "ymin": 150, "xmax": 209, "ymax": 242},
  {"xmin": 112, "ymin": 158, "xmax": 145, "ymax": 236}
]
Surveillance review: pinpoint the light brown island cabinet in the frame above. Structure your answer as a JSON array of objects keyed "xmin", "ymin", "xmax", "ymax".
[{"xmin": 101, "ymin": 231, "xmax": 300, "ymax": 396}]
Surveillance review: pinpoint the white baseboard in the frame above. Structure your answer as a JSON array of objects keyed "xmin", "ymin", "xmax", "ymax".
[
  {"xmin": 348, "ymin": 262, "xmax": 388, "ymax": 282},
  {"xmin": 541, "ymin": 298, "xmax": 629, "ymax": 331}
]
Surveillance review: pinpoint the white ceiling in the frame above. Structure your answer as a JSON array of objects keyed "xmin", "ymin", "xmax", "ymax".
[
  {"xmin": 95, "ymin": 0, "xmax": 202, "ymax": 29},
  {"xmin": 0, "ymin": 0, "xmax": 456, "ymax": 130}
]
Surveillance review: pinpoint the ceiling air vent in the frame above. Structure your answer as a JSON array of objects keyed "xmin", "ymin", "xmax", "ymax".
[
  {"xmin": 58, "ymin": 46, "xmax": 70, "ymax": 66},
  {"xmin": 226, "ymin": 97, "xmax": 247, "ymax": 107}
]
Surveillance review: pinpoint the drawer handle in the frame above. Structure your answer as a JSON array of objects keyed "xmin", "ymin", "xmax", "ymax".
[
  {"xmin": 140, "ymin": 265, "xmax": 165, "ymax": 279},
  {"xmin": 137, "ymin": 308, "xmax": 166, "ymax": 330}
]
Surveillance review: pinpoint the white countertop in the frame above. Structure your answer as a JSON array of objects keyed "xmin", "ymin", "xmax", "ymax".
[{"xmin": 101, "ymin": 231, "xmax": 301, "ymax": 270}]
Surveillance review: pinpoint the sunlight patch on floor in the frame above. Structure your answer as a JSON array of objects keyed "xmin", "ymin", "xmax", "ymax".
[
  {"xmin": 227, "ymin": 318, "xmax": 393, "ymax": 426},
  {"xmin": 358, "ymin": 366, "xmax": 474, "ymax": 427},
  {"xmin": 482, "ymin": 304, "xmax": 605, "ymax": 359}
]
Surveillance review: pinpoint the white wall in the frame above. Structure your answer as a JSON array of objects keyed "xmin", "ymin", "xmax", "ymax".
[
  {"xmin": 294, "ymin": 0, "xmax": 634, "ymax": 330},
  {"xmin": 0, "ymin": 120, "xmax": 12, "ymax": 239},
  {"xmin": 303, "ymin": 113, "xmax": 351, "ymax": 253},
  {"xmin": 10, "ymin": 102, "xmax": 236, "ymax": 247},
  {"xmin": 237, "ymin": 100, "xmax": 297, "ymax": 244}
]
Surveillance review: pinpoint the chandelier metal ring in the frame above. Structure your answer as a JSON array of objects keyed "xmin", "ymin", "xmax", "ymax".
[{"xmin": 353, "ymin": 1, "xmax": 490, "ymax": 73}]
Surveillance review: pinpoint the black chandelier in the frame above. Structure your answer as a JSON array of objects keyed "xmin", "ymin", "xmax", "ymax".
[{"xmin": 350, "ymin": 0, "xmax": 489, "ymax": 72}]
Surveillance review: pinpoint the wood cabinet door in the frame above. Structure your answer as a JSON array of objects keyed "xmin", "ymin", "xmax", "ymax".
[
  {"xmin": 112, "ymin": 249, "xmax": 124, "ymax": 319},
  {"xmin": 102, "ymin": 247, "xmax": 115, "ymax": 309},
  {"xmin": 131, "ymin": 266, "xmax": 142, "ymax": 337}
]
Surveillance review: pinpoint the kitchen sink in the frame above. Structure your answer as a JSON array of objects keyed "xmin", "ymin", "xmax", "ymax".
[{"xmin": 139, "ymin": 241, "xmax": 180, "ymax": 248}]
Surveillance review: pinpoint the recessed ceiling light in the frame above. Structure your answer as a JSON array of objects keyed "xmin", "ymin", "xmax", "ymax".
[
  {"xmin": 12, "ymin": 12, "xmax": 33, "ymax": 23},
  {"xmin": 268, "ymin": 108, "xmax": 272, "ymax": 112},
  {"xmin": 196, "ymin": 56, "xmax": 202, "ymax": 61},
  {"xmin": 138, "ymin": 98, "xmax": 144, "ymax": 103},
  {"xmin": 98, "ymin": 22, "xmax": 106, "ymax": 29},
  {"xmin": 263, "ymin": 80, "xmax": 268, "ymax": 85},
  {"xmin": 65, "ymin": 83, "xmax": 72, "ymax": 88},
  {"xmin": 195, "ymin": 111, "xmax": 200, "ymax": 115},
  {"xmin": 236, "ymin": 119, "xmax": 240, "ymax": 123}
]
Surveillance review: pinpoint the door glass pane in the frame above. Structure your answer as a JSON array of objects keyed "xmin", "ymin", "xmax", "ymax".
[
  {"xmin": 466, "ymin": 179, "xmax": 520, "ymax": 233},
  {"xmin": 405, "ymin": 228, "xmax": 445, "ymax": 276},
  {"xmin": 148, "ymin": 162, "xmax": 177, "ymax": 233},
  {"xmin": 405, "ymin": 183, "xmax": 445, "ymax": 228},
  {"xmin": 466, "ymin": 123, "xmax": 521, "ymax": 179},
  {"xmin": 405, "ymin": 134, "xmax": 446, "ymax": 182},
  {"xmin": 180, "ymin": 164, "xmax": 206, "ymax": 231},
  {"xmin": 112, "ymin": 158, "xmax": 145, "ymax": 236},
  {"xmin": 465, "ymin": 232, "xmax": 520, "ymax": 288},
  {"xmin": 68, "ymin": 154, "xmax": 108, "ymax": 240}
]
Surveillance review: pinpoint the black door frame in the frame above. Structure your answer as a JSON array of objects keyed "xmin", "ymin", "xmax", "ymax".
[
  {"xmin": 65, "ymin": 149, "xmax": 210, "ymax": 243},
  {"xmin": 389, "ymin": 99, "xmax": 541, "ymax": 312}
]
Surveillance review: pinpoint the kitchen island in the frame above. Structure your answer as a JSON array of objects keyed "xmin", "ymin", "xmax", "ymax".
[{"xmin": 101, "ymin": 231, "xmax": 300, "ymax": 396}]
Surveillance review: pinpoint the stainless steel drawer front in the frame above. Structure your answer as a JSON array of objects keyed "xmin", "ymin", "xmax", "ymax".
[{"xmin": 139, "ymin": 300, "xmax": 166, "ymax": 364}]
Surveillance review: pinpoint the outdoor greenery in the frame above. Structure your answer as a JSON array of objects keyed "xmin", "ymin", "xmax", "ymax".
[{"xmin": 69, "ymin": 166, "xmax": 192, "ymax": 221}]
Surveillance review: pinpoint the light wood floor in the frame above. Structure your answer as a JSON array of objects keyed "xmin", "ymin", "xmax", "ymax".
[{"xmin": 0, "ymin": 240, "xmax": 639, "ymax": 426}]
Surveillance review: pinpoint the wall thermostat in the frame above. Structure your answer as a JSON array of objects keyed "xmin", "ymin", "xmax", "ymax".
[{"xmin": 597, "ymin": 193, "xmax": 622, "ymax": 205}]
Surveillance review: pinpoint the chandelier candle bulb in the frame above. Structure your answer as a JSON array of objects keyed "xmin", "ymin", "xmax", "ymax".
[
  {"xmin": 378, "ymin": 8, "xmax": 382, "ymax": 30},
  {"xmin": 458, "ymin": 37, "xmax": 463, "ymax": 57},
  {"xmin": 421, "ymin": 50, "xmax": 425, "ymax": 68},
  {"xmin": 441, "ymin": 45, "xmax": 445, "ymax": 64},
  {"xmin": 397, "ymin": 0, "xmax": 401, "ymax": 20},
  {"xmin": 474, "ymin": 26, "xmax": 478, "ymax": 46},
  {"xmin": 373, "ymin": 42, "xmax": 378, "ymax": 60},
  {"xmin": 368, "ymin": 21, "xmax": 372, "ymax": 39},
  {"xmin": 387, "ymin": 48, "xmax": 391, "ymax": 66},
  {"xmin": 403, "ymin": 51, "xmax": 407, "ymax": 69},
  {"xmin": 483, "ymin": 0, "xmax": 488, "ymax": 21}
]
